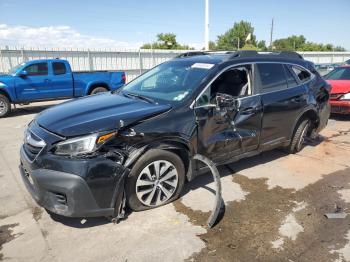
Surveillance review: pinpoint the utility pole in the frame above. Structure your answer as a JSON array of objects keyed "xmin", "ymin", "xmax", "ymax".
[
  {"xmin": 237, "ymin": 38, "xmax": 240, "ymax": 50},
  {"xmin": 270, "ymin": 18, "xmax": 274, "ymax": 50},
  {"xmin": 205, "ymin": 0, "xmax": 209, "ymax": 50}
]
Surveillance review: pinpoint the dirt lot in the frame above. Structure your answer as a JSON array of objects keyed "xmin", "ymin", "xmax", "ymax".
[{"xmin": 0, "ymin": 101, "xmax": 350, "ymax": 262}]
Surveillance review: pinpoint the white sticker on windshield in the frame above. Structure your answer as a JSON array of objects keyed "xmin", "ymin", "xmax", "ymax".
[
  {"xmin": 173, "ymin": 91, "xmax": 189, "ymax": 101},
  {"xmin": 191, "ymin": 63, "xmax": 214, "ymax": 69}
]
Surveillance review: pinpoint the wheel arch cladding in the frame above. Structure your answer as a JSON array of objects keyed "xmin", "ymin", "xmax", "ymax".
[
  {"xmin": 130, "ymin": 141, "xmax": 191, "ymax": 181},
  {"xmin": 0, "ymin": 88, "xmax": 11, "ymax": 102},
  {"xmin": 291, "ymin": 109, "xmax": 319, "ymax": 139},
  {"xmin": 88, "ymin": 82, "xmax": 110, "ymax": 94}
]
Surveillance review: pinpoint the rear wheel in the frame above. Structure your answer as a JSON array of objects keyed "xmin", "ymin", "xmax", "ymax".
[
  {"xmin": 90, "ymin": 86, "xmax": 108, "ymax": 95},
  {"xmin": 286, "ymin": 119, "xmax": 310, "ymax": 153},
  {"xmin": 126, "ymin": 149, "xmax": 185, "ymax": 211},
  {"xmin": 0, "ymin": 95, "xmax": 11, "ymax": 118}
]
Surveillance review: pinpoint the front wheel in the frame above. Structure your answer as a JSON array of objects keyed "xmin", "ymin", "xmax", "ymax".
[
  {"xmin": 0, "ymin": 95, "xmax": 11, "ymax": 118},
  {"xmin": 126, "ymin": 149, "xmax": 185, "ymax": 211}
]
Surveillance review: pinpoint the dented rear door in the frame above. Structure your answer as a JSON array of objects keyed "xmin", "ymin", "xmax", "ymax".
[{"xmin": 233, "ymin": 95, "xmax": 263, "ymax": 152}]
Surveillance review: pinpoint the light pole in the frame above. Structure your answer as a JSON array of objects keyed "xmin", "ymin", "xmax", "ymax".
[{"xmin": 205, "ymin": 0, "xmax": 209, "ymax": 50}]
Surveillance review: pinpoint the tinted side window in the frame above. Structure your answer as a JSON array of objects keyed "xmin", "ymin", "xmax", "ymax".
[
  {"xmin": 292, "ymin": 66, "xmax": 311, "ymax": 82},
  {"xmin": 284, "ymin": 65, "xmax": 298, "ymax": 88},
  {"xmin": 257, "ymin": 63, "xmax": 287, "ymax": 91},
  {"xmin": 25, "ymin": 63, "xmax": 48, "ymax": 76},
  {"xmin": 53, "ymin": 62, "xmax": 66, "ymax": 75}
]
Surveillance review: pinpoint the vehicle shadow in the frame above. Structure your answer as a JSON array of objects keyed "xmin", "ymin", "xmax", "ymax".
[{"xmin": 7, "ymin": 104, "xmax": 55, "ymax": 118}]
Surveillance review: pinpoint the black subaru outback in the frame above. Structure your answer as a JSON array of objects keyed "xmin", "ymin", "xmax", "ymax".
[{"xmin": 20, "ymin": 51, "xmax": 331, "ymax": 218}]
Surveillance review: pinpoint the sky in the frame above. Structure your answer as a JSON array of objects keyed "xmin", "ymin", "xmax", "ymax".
[{"xmin": 0, "ymin": 0, "xmax": 349, "ymax": 50}]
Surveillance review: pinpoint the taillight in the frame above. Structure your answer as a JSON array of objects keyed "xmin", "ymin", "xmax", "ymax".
[{"xmin": 122, "ymin": 73, "xmax": 126, "ymax": 84}]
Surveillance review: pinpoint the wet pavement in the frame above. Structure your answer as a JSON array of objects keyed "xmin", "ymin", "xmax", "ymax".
[{"xmin": 0, "ymin": 101, "xmax": 350, "ymax": 262}]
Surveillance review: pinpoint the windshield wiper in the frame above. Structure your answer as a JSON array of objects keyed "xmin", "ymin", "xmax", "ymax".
[{"xmin": 123, "ymin": 92, "xmax": 157, "ymax": 104}]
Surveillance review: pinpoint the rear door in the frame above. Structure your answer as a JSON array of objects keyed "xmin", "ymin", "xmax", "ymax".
[
  {"xmin": 50, "ymin": 61, "xmax": 74, "ymax": 98},
  {"xmin": 257, "ymin": 63, "xmax": 308, "ymax": 149},
  {"xmin": 15, "ymin": 62, "xmax": 50, "ymax": 102}
]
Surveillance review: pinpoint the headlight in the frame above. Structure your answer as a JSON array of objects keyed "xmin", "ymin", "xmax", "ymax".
[
  {"xmin": 54, "ymin": 132, "xmax": 116, "ymax": 156},
  {"xmin": 340, "ymin": 93, "xmax": 350, "ymax": 100}
]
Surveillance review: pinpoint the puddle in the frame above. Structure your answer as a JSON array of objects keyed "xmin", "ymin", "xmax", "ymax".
[
  {"xmin": 175, "ymin": 168, "xmax": 350, "ymax": 262},
  {"xmin": 0, "ymin": 223, "xmax": 20, "ymax": 261}
]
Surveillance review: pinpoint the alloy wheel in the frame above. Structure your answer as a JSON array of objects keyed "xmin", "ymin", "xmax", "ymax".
[{"xmin": 135, "ymin": 160, "xmax": 179, "ymax": 207}]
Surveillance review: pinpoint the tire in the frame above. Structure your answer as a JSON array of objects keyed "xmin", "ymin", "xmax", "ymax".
[
  {"xmin": 126, "ymin": 149, "xmax": 185, "ymax": 211},
  {"xmin": 286, "ymin": 119, "xmax": 310, "ymax": 154},
  {"xmin": 0, "ymin": 94, "xmax": 11, "ymax": 118},
  {"xmin": 89, "ymin": 86, "xmax": 108, "ymax": 95}
]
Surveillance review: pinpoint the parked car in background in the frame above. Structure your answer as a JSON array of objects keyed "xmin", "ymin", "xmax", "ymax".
[
  {"xmin": 0, "ymin": 59, "xmax": 126, "ymax": 117},
  {"xmin": 344, "ymin": 59, "xmax": 350, "ymax": 65},
  {"xmin": 315, "ymin": 63, "xmax": 339, "ymax": 76},
  {"xmin": 324, "ymin": 65, "xmax": 350, "ymax": 114},
  {"xmin": 19, "ymin": 51, "xmax": 331, "ymax": 219}
]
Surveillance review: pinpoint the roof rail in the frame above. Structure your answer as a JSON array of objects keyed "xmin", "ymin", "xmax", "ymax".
[
  {"xmin": 174, "ymin": 50, "xmax": 235, "ymax": 58},
  {"xmin": 174, "ymin": 50, "xmax": 304, "ymax": 60},
  {"xmin": 228, "ymin": 50, "xmax": 304, "ymax": 60}
]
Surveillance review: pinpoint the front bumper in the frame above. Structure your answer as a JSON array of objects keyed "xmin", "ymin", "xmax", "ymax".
[
  {"xmin": 330, "ymin": 100, "xmax": 350, "ymax": 114},
  {"xmin": 20, "ymin": 146, "xmax": 127, "ymax": 218}
]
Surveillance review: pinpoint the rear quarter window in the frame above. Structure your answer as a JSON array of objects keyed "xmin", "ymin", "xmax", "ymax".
[
  {"xmin": 292, "ymin": 66, "xmax": 311, "ymax": 82},
  {"xmin": 257, "ymin": 63, "xmax": 288, "ymax": 92}
]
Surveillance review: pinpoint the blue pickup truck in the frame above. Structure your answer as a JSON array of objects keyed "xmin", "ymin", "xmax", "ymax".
[{"xmin": 0, "ymin": 59, "xmax": 126, "ymax": 117}]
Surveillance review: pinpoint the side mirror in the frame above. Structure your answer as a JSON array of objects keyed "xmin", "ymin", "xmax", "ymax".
[
  {"xmin": 215, "ymin": 93, "xmax": 238, "ymax": 110},
  {"xmin": 18, "ymin": 70, "xmax": 28, "ymax": 78}
]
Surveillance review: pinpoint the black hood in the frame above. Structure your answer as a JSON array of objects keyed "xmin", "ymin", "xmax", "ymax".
[{"xmin": 36, "ymin": 93, "xmax": 171, "ymax": 137}]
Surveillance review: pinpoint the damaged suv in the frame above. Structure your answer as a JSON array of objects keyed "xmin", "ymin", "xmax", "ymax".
[{"xmin": 20, "ymin": 51, "xmax": 331, "ymax": 218}]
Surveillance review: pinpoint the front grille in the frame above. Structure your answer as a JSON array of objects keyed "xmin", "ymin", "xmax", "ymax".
[{"xmin": 23, "ymin": 130, "xmax": 45, "ymax": 162}]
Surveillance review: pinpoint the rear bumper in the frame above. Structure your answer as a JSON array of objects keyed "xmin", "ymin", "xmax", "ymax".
[
  {"xmin": 330, "ymin": 100, "xmax": 350, "ymax": 114},
  {"xmin": 20, "ymin": 146, "xmax": 127, "ymax": 218}
]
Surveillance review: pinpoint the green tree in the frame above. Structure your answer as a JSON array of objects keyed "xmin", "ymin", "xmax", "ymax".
[
  {"xmin": 216, "ymin": 20, "xmax": 257, "ymax": 50},
  {"xmin": 241, "ymin": 43, "xmax": 259, "ymax": 50},
  {"xmin": 208, "ymin": 41, "xmax": 217, "ymax": 50},
  {"xmin": 273, "ymin": 35, "xmax": 346, "ymax": 51},
  {"xmin": 273, "ymin": 35, "xmax": 306, "ymax": 51},
  {"xmin": 141, "ymin": 33, "xmax": 192, "ymax": 50},
  {"xmin": 257, "ymin": 40, "xmax": 267, "ymax": 51}
]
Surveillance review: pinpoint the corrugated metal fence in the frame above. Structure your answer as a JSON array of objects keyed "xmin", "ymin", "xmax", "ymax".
[
  {"xmin": 1, "ymin": 47, "xmax": 350, "ymax": 81},
  {"xmin": 0, "ymin": 47, "xmax": 187, "ymax": 81}
]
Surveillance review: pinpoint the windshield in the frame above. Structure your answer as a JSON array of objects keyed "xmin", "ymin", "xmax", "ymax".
[
  {"xmin": 121, "ymin": 60, "xmax": 215, "ymax": 103},
  {"xmin": 8, "ymin": 63, "xmax": 25, "ymax": 75},
  {"xmin": 325, "ymin": 67, "xmax": 350, "ymax": 80}
]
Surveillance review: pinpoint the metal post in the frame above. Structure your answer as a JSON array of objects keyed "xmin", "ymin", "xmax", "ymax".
[
  {"xmin": 88, "ymin": 49, "xmax": 93, "ymax": 71},
  {"xmin": 204, "ymin": 0, "xmax": 209, "ymax": 50},
  {"xmin": 138, "ymin": 49, "xmax": 142, "ymax": 75},
  {"xmin": 0, "ymin": 49, "xmax": 4, "ymax": 73},
  {"xmin": 270, "ymin": 18, "xmax": 274, "ymax": 50},
  {"xmin": 21, "ymin": 48, "xmax": 25, "ymax": 62}
]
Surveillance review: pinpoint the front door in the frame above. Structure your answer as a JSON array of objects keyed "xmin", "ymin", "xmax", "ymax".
[
  {"xmin": 15, "ymin": 62, "xmax": 50, "ymax": 102},
  {"xmin": 194, "ymin": 65, "xmax": 262, "ymax": 165}
]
